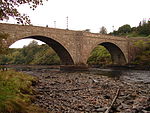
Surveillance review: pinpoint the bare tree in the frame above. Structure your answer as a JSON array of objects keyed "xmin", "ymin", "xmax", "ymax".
[
  {"xmin": 0, "ymin": 0, "xmax": 48, "ymax": 25},
  {"xmin": 100, "ymin": 26, "xmax": 107, "ymax": 34}
]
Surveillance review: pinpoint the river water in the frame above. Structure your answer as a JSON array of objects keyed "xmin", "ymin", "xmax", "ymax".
[
  {"xmin": 8, "ymin": 65, "xmax": 150, "ymax": 84},
  {"xmin": 89, "ymin": 68, "xmax": 150, "ymax": 84}
]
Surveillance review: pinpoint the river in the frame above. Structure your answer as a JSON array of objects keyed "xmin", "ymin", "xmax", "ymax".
[
  {"xmin": 89, "ymin": 68, "xmax": 150, "ymax": 84},
  {"xmin": 4, "ymin": 65, "xmax": 150, "ymax": 112},
  {"xmin": 6, "ymin": 65, "xmax": 150, "ymax": 84}
]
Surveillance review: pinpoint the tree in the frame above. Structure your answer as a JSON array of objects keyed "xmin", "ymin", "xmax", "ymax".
[
  {"xmin": 137, "ymin": 20, "xmax": 150, "ymax": 36},
  {"xmin": 99, "ymin": 26, "xmax": 107, "ymax": 34},
  {"xmin": 0, "ymin": 0, "xmax": 48, "ymax": 24},
  {"xmin": 84, "ymin": 29, "xmax": 91, "ymax": 32},
  {"xmin": 28, "ymin": 40, "xmax": 38, "ymax": 47},
  {"xmin": 117, "ymin": 24, "xmax": 131, "ymax": 35},
  {"xmin": 110, "ymin": 19, "xmax": 150, "ymax": 37}
]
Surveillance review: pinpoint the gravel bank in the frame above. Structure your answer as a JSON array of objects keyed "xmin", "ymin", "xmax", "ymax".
[{"xmin": 24, "ymin": 70, "xmax": 150, "ymax": 113}]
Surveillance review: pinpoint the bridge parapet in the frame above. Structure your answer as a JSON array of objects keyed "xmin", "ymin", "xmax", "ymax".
[{"xmin": 82, "ymin": 32, "xmax": 127, "ymax": 40}]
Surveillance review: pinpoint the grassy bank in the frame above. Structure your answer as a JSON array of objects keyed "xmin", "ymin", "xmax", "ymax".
[{"xmin": 0, "ymin": 70, "xmax": 46, "ymax": 113}]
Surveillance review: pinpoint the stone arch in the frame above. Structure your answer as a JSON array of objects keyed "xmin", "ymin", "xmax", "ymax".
[
  {"xmin": 87, "ymin": 42, "xmax": 127, "ymax": 65},
  {"xmin": 10, "ymin": 35, "xmax": 74, "ymax": 65}
]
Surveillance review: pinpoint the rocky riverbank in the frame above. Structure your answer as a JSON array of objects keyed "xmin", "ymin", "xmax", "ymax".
[{"xmin": 24, "ymin": 70, "xmax": 150, "ymax": 113}]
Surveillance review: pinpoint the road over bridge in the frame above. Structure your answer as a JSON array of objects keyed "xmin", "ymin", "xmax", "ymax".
[{"xmin": 0, "ymin": 23, "xmax": 135, "ymax": 69}]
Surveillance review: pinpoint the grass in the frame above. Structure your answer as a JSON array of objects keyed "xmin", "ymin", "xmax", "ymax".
[{"xmin": 0, "ymin": 70, "xmax": 46, "ymax": 113}]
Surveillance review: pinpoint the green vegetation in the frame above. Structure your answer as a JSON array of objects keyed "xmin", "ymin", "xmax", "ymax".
[
  {"xmin": 0, "ymin": 70, "xmax": 46, "ymax": 113},
  {"xmin": 132, "ymin": 40, "xmax": 150, "ymax": 66},
  {"xmin": 0, "ymin": 40, "xmax": 60, "ymax": 65},
  {"xmin": 87, "ymin": 45, "xmax": 111, "ymax": 66},
  {"xmin": 110, "ymin": 19, "xmax": 150, "ymax": 37}
]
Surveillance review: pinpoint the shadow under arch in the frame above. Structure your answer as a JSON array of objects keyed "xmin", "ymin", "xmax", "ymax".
[
  {"xmin": 100, "ymin": 42, "xmax": 127, "ymax": 65},
  {"xmin": 87, "ymin": 42, "xmax": 127, "ymax": 65},
  {"xmin": 21, "ymin": 35, "xmax": 74, "ymax": 65}
]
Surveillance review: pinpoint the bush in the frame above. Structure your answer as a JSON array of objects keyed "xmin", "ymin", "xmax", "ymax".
[
  {"xmin": 0, "ymin": 70, "xmax": 46, "ymax": 113},
  {"xmin": 132, "ymin": 40, "xmax": 150, "ymax": 66}
]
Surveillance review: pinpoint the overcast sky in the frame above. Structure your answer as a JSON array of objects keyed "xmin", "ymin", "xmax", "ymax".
[{"xmin": 5, "ymin": 0, "xmax": 150, "ymax": 48}]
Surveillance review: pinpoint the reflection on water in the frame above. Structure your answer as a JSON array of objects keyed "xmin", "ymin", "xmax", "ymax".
[
  {"xmin": 89, "ymin": 68, "xmax": 122, "ymax": 79},
  {"xmin": 121, "ymin": 70, "xmax": 150, "ymax": 84},
  {"xmin": 89, "ymin": 68, "xmax": 150, "ymax": 84}
]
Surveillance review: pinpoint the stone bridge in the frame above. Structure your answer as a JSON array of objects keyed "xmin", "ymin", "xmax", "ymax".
[{"xmin": 0, "ymin": 23, "xmax": 134, "ymax": 69}]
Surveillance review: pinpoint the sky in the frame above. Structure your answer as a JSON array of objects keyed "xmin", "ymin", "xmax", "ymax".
[{"xmin": 3, "ymin": 0, "xmax": 150, "ymax": 48}]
